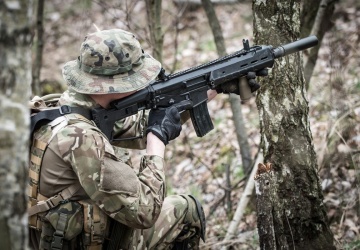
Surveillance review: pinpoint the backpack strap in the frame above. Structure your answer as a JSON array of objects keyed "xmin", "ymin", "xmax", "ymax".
[
  {"xmin": 31, "ymin": 105, "xmax": 92, "ymax": 135},
  {"xmin": 28, "ymin": 182, "xmax": 82, "ymax": 217}
]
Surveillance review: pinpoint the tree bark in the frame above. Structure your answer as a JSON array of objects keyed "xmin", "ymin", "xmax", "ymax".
[
  {"xmin": 145, "ymin": 0, "xmax": 164, "ymax": 63},
  {"xmin": 300, "ymin": 0, "xmax": 321, "ymax": 39},
  {"xmin": 253, "ymin": 0, "xmax": 335, "ymax": 249},
  {"xmin": 32, "ymin": 0, "xmax": 45, "ymax": 96},
  {"xmin": 0, "ymin": 0, "xmax": 32, "ymax": 249}
]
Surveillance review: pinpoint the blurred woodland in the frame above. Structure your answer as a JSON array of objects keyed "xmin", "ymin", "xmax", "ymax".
[{"xmin": 5, "ymin": 0, "xmax": 360, "ymax": 249}]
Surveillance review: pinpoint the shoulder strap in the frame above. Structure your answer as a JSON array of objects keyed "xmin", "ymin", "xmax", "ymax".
[
  {"xmin": 28, "ymin": 182, "xmax": 82, "ymax": 217},
  {"xmin": 31, "ymin": 105, "xmax": 92, "ymax": 135}
]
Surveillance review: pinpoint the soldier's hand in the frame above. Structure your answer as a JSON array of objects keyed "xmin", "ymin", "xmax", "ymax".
[
  {"xmin": 216, "ymin": 69, "xmax": 268, "ymax": 95},
  {"xmin": 146, "ymin": 106, "xmax": 182, "ymax": 145}
]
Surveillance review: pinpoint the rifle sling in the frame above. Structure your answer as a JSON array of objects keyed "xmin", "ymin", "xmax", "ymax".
[{"xmin": 31, "ymin": 105, "xmax": 92, "ymax": 134}]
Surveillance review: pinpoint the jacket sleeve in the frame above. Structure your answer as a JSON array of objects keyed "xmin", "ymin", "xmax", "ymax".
[
  {"xmin": 111, "ymin": 110, "xmax": 148, "ymax": 150},
  {"xmin": 56, "ymin": 123, "xmax": 166, "ymax": 229},
  {"xmin": 110, "ymin": 109, "xmax": 191, "ymax": 150}
]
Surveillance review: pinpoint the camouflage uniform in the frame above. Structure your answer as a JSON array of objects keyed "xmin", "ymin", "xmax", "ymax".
[{"xmin": 28, "ymin": 29, "xmax": 205, "ymax": 250}]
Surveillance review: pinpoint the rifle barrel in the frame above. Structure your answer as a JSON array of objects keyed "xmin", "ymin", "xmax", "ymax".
[{"xmin": 273, "ymin": 35, "xmax": 318, "ymax": 58}]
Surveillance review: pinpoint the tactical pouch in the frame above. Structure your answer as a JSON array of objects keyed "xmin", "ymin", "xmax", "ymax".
[
  {"xmin": 40, "ymin": 201, "xmax": 83, "ymax": 250},
  {"xmin": 46, "ymin": 201, "xmax": 83, "ymax": 238},
  {"xmin": 79, "ymin": 200, "xmax": 109, "ymax": 249}
]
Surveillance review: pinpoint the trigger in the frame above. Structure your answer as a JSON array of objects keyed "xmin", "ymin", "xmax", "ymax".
[{"xmin": 174, "ymin": 100, "xmax": 193, "ymax": 112}]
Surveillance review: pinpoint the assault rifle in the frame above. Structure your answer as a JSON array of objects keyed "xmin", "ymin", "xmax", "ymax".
[{"xmin": 91, "ymin": 35, "xmax": 318, "ymax": 141}]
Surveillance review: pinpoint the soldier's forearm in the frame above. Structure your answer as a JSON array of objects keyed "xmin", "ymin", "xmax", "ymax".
[{"xmin": 146, "ymin": 132, "xmax": 165, "ymax": 158}]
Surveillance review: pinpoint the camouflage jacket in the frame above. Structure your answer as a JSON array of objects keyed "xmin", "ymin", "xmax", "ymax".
[{"xmin": 37, "ymin": 89, "xmax": 166, "ymax": 229}]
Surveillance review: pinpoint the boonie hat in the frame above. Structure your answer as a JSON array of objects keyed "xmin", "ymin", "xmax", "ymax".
[{"xmin": 62, "ymin": 29, "xmax": 161, "ymax": 94}]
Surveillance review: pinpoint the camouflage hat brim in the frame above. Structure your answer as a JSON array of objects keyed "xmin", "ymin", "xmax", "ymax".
[{"xmin": 62, "ymin": 53, "xmax": 161, "ymax": 94}]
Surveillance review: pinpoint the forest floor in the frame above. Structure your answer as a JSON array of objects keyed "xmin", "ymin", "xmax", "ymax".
[{"xmin": 38, "ymin": 0, "xmax": 360, "ymax": 249}]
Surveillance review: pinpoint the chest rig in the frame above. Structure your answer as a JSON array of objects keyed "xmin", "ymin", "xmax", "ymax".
[
  {"xmin": 28, "ymin": 95, "xmax": 135, "ymax": 249},
  {"xmin": 28, "ymin": 111, "xmax": 114, "ymax": 249},
  {"xmin": 28, "ymin": 114, "xmax": 86, "ymax": 229},
  {"xmin": 28, "ymin": 94, "xmax": 94, "ymax": 226}
]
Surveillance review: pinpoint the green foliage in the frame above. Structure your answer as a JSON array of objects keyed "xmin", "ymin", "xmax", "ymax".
[
  {"xmin": 234, "ymin": 165, "xmax": 244, "ymax": 179},
  {"xmin": 199, "ymin": 39, "xmax": 216, "ymax": 52},
  {"xmin": 60, "ymin": 0, "xmax": 92, "ymax": 19},
  {"xmin": 344, "ymin": 239, "xmax": 360, "ymax": 250},
  {"xmin": 219, "ymin": 145, "xmax": 233, "ymax": 158},
  {"xmin": 354, "ymin": 79, "xmax": 360, "ymax": 91},
  {"xmin": 213, "ymin": 117, "xmax": 222, "ymax": 126},
  {"xmin": 212, "ymin": 145, "xmax": 235, "ymax": 174},
  {"xmin": 41, "ymin": 81, "xmax": 66, "ymax": 96},
  {"xmin": 214, "ymin": 163, "xmax": 226, "ymax": 175},
  {"xmin": 77, "ymin": 0, "xmax": 92, "ymax": 9},
  {"xmin": 188, "ymin": 184, "xmax": 202, "ymax": 199},
  {"xmin": 166, "ymin": 179, "xmax": 175, "ymax": 196}
]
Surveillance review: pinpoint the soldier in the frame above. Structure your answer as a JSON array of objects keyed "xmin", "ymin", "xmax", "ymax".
[
  {"xmin": 28, "ymin": 28, "xmax": 261, "ymax": 249},
  {"xmin": 28, "ymin": 28, "xmax": 210, "ymax": 250}
]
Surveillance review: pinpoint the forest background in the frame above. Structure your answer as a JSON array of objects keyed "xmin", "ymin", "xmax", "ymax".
[{"xmin": 8, "ymin": 0, "xmax": 360, "ymax": 249}]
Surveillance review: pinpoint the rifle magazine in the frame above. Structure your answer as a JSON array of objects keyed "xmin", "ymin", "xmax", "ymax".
[{"xmin": 190, "ymin": 102, "xmax": 214, "ymax": 137}]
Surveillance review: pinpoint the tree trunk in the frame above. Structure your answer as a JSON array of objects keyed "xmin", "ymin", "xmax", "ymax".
[
  {"xmin": 302, "ymin": 0, "xmax": 336, "ymax": 88},
  {"xmin": 32, "ymin": 0, "xmax": 45, "ymax": 96},
  {"xmin": 253, "ymin": 0, "xmax": 335, "ymax": 249},
  {"xmin": 145, "ymin": 0, "xmax": 164, "ymax": 63},
  {"xmin": 201, "ymin": 0, "xmax": 252, "ymax": 174},
  {"xmin": 0, "ymin": 0, "xmax": 32, "ymax": 249},
  {"xmin": 300, "ymin": 0, "xmax": 322, "ymax": 39}
]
